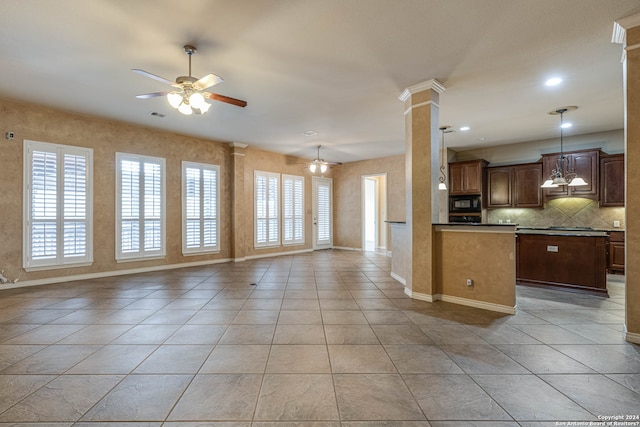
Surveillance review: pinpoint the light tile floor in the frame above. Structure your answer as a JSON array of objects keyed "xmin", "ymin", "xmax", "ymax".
[{"xmin": 0, "ymin": 250, "xmax": 638, "ymax": 426}]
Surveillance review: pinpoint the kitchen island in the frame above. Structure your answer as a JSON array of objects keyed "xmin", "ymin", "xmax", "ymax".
[{"xmin": 516, "ymin": 227, "xmax": 609, "ymax": 295}]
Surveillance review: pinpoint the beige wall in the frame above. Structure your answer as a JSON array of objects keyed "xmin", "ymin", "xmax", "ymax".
[
  {"xmin": 625, "ymin": 23, "xmax": 640, "ymax": 340},
  {"xmin": 0, "ymin": 98, "xmax": 319, "ymax": 284},
  {"xmin": 454, "ymin": 129, "xmax": 624, "ymax": 165},
  {"xmin": 434, "ymin": 227, "xmax": 516, "ymax": 310},
  {"xmin": 241, "ymin": 147, "xmax": 320, "ymax": 258},
  {"xmin": 332, "ymin": 155, "xmax": 405, "ymax": 249}
]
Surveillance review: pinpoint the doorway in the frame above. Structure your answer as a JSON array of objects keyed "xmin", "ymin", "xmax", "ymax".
[
  {"xmin": 361, "ymin": 174, "xmax": 388, "ymax": 252},
  {"xmin": 312, "ymin": 176, "xmax": 333, "ymax": 250}
]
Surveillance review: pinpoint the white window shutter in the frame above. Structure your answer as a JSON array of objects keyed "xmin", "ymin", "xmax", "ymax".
[
  {"xmin": 24, "ymin": 140, "xmax": 93, "ymax": 270},
  {"xmin": 182, "ymin": 162, "xmax": 219, "ymax": 254}
]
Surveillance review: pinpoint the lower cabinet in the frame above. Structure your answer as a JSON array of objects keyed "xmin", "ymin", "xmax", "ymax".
[
  {"xmin": 608, "ymin": 231, "xmax": 625, "ymax": 274},
  {"xmin": 516, "ymin": 233, "xmax": 608, "ymax": 294},
  {"xmin": 487, "ymin": 163, "xmax": 543, "ymax": 208}
]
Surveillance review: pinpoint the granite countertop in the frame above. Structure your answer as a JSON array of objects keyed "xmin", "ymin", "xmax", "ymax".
[
  {"xmin": 433, "ymin": 223, "xmax": 518, "ymax": 227},
  {"xmin": 515, "ymin": 226, "xmax": 610, "ymax": 237}
]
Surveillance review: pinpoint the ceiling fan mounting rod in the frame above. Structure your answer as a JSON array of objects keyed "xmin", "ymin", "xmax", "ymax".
[{"xmin": 184, "ymin": 45, "xmax": 197, "ymax": 78}]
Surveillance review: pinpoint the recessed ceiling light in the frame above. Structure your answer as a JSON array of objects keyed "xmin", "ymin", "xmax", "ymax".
[
  {"xmin": 545, "ymin": 77, "xmax": 562, "ymax": 86},
  {"xmin": 303, "ymin": 130, "xmax": 318, "ymax": 137},
  {"xmin": 561, "ymin": 122, "xmax": 572, "ymax": 129},
  {"xmin": 459, "ymin": 126, "xmax": 470, "ymax": 131}
]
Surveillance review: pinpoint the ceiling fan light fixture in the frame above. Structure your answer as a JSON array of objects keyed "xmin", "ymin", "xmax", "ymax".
[
  {"xmin": 309, "ymin": 163, "xmax": 317, "ymax": 173},
  {"xmin": 320, "ymin": 163, "xmax": 328, "ymax": 173},
  {"xmin": 189, "ymin": 92, "xmax": 206, "ymax": 109},
  {"xmin": 197, "ymin": 101, "xmax": 211, "ymax": 114},
  {"xmin": 167, "ymin": 92, "xmax": 183, "ymax": 108},
  {"xmin": 178, "ymin": 102, "xmax": 193, "ymax": 115}
]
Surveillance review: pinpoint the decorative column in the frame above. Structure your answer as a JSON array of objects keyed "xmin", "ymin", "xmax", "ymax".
[
  {"xmin": 613, "ymin": 13, "xmax": 640, "ymax": 344},
  {"xmin": 229, "ymin": 142, "xmax": 248, "ymax": 262},
  {"xmin": 399, "ymin": 79, "xmax": 446, "ymax": 300}
]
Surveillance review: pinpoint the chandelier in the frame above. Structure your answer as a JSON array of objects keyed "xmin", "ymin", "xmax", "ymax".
[{"xmin": 541, "ymin": 107, "xmax": 588, "ymax": 188}]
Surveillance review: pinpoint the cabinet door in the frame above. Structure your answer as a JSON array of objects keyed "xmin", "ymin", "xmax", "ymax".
[
  {"xmin": 487, "ymin": 167, "xmax": 512, "ymax": 208},
  {"xmin": 513, "ymin": 163, "xmax": 543, "ymax": 208},
  {"xmin": 542, "ymin": 154, "xmax": 568, "ymax": 197},
  {"xmin": 570, "ymin": 151, "xmax": 599, "ymax": 198},
  {"xmin": 600, "ymin": 154, "xmax": 624, "ymax": 207},
  {"xmin": 609, "ymin": 242, "xmax": 625, "ymax": 272},
  {"xmin": 448, "ymin": 163, "xmax": 465, "ymax": 195},
  {"xmin": 464, "ymin": 162, "xmax": 484, "ymax": 194}
]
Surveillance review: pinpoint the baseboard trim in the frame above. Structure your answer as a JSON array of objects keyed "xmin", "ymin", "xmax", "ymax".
[
  {"xmin": 438, "ymin": 294, "xmax": 516, "ymax": 314},
  {"xmin": 403, "ymin": 290, "xmax": 515, "ymax": 314},
  {"xmin": 408, "ymin": 290, "xmax": 436, "ymax": 303},
  {"xmin": 332, "ymin": 246, "xmax": 362, "ymax": 252},
  {"xmin": 2, "ymin": 258, "xmax": 233, "ymax": 290},
  {"xmin": 624, "ymin": 328, "xmax": 640, "ymax": 345},
  {"xmin": 244, "ymin": 248, "xmax": 313, "ymax": 260},
  {"xmin": 390, "ymin": 272, "xmax": 406, "ymax": 286}
]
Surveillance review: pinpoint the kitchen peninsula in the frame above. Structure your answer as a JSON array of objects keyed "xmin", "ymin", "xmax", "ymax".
[{"xmin": 389, "ymin": 222, "xmax": 518, "ymax": 314}]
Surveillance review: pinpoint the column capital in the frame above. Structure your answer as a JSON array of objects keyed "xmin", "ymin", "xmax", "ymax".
[
  {"xmin": 229, "ymin": 141, "xmax": 248, "ymax": 149},
  {"xmin": 399, "ymin": 79, "xmax": 446, "ymax": 102}
]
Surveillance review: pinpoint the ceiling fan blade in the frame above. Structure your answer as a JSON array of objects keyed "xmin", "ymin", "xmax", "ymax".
[
  {"xmin": 131, "ymin": 69, "xmax": 178, "ymax": 87},
  {"xmin": 193, "ymin": 73, "xmax": 223, "ymax": 91},
  {"xmin": 136, "ymin": 91, "xmax": 170, "ymax": 99},
  {"xmin": 205, "ymin": 92, "xmax": 247, "ymax": 108}
]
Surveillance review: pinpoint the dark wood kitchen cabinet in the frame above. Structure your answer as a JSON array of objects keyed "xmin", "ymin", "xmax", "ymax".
[
  {"xmin": 486, "ymin": 163, "xmax": 543, "ymax": 208},
  {"xmin": 600, "ymin": 154, "xmax": 624, "ymax": 207},
  {"xmin": 449, "ymin": 159, "xmax": 487, "ymax": 195},
  {"xmin": 542, "ymin": 149, "xmax": 599, "ymax": 200},
  {"xmin": 608, "ymin": 230, "xmax": 625, "ymax": 274},
  {"xmin": 516, "ymin": 232, "xmax": 608, "ymax": 295}
]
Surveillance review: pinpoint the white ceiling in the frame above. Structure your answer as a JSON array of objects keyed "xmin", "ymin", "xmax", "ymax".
[{"xmin": 1, "ymin": 0, "xmax": 639, "ymax": 163}]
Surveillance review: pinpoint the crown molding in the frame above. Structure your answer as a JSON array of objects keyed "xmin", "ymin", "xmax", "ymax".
[
  {"xmin": 399, "ymin": 79, "xmax": 446, "ymax": 102},
  {"xmin": 616, "ymin": 12, "xmax": 640, "ymax": 31},
  {"xmin": 229, "ymin": 141, "xmax": 248, "ymax": 149}
]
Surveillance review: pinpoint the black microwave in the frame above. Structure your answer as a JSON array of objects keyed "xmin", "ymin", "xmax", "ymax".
[{"xmin": 449, "ymin": 195, "xmax": 481, "ymax": 213}]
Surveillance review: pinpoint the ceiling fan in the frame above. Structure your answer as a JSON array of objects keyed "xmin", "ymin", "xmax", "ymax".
[
  {"xmin": 133, "ymin": 44, "xmax": 247, "ymax": 115},
  {"xmin": 307, "ymin": 145, "xmax": 341, "ymax": 173}
]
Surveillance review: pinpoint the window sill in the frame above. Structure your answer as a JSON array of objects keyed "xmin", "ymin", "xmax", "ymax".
[{"xmin": 24, "ymin": 261, "xmax": 94, "ymax": 272}]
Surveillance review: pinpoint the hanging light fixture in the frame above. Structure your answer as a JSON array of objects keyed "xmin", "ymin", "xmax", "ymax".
[
  {"xmin": 309, "ymin": 145, "xmax": 330, "ymax": 173},
  {"xmin": 165, "ymin": 46, "xmax": 212, "ymax": 115},
  {"xmin": 541, "ymin": 106, "xmax": 587, "ymax": 188},
  {"xmin": 438, "ymin": 125, "xmax": 452, "ymax": 190}
]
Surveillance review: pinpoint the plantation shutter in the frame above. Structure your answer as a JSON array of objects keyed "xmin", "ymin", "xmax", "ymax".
[
  {"xmin": 116, "ymin": 153, "xmax": 165, "ymax": 260},
  {"xmin": 24, "ymin": 140, "xmax": 93, "ymax": 269},
  {"xmin": 283, "ymin": 174, "xmax": 304, "ymax": 245},
  {"xmin": 183, "ymin": 162, "xmax": 219, "ymax": 254},
  {"xmin": 255, "ymin": 171, "xmax": 280, "ymax": 247}
]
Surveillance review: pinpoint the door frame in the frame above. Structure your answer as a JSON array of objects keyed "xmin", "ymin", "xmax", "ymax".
[
  {"xmin": 312, "ymin": 176, "xmax": 333, "ymax": 250},
  {"xmin": 361, "ymin": 173, "xmax": 388, "ymax": 252}
]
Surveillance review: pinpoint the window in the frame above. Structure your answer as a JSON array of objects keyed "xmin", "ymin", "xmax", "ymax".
[
  {"xmin": 116, "ymin": 153, "xmax": 166, "ymax": 261},
  {"xmin": 255, "ymin": 171, "xmax": 280, "ymax": 247},
  {"xmin": 23, "ymin": 140, "xmax": 93, "ymax": 270},
  {"xmin": 182, "ymin": 161, "xmax": 219, "ymax": 254},
  {"xmin": 282, "ymin": 174, "xmax": 304, "ymax": 245}
]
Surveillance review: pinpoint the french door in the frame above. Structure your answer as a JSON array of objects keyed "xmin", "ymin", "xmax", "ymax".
[{"xmin": 312, "ymin": 176, "xmax": 333, "ymax": 250}]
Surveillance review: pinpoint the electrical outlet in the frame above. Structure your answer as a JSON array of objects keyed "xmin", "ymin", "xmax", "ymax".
[
  {"xmin": 466, "ymin": 278, "xmax": 473, "ymax": 286},
  {"xmin": 613, "ymin": 220, "xmax": 621, "ymax": 228}
]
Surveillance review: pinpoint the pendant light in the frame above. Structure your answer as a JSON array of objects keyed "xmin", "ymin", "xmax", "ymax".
[
  {"xmin": 541, "ymin": 106, "xmax": 587, "ymax": 188},
  {"xmin": 438, "ymin": 126, "xmax": 451, "ymax": 190}
]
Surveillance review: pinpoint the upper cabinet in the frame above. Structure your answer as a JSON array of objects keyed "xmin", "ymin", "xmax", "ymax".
[
  {"xmin": 486, "ymin": 163, "xmax": 543, "ymax": 209},
  {"xmin": 449, "ymin": 159, "xmax": 487, "ymax": 195},
  {"xmin": 542, "ymin": 149, "xmax": 599, "ymax": 200},
  {"xmin": 600, "ymin": 153, "xmax": 624, "ymax": 207}
]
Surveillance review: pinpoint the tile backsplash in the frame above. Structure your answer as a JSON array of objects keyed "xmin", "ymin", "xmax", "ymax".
[{"xmin": 486, "ymin": 198, "xmax": 625, "ymax": 229}]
